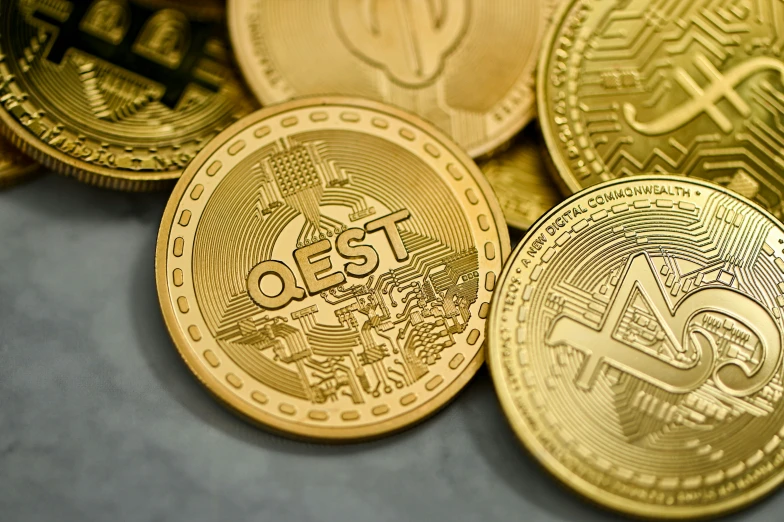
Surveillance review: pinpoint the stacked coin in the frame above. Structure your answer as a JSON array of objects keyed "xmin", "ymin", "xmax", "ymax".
[{"xmin": 2, "ymin": 0, "xmax": 784, "ymax": 519}]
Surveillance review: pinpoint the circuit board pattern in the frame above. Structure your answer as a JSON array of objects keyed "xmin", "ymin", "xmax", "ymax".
[
  {"xmin": 158, "ymin": 101, "xmax": 507, "ymax": 440},
  {"xmin": 490, "ymin": 177, "xmax": 784, "ymax": 517},
  {"xmin": 0, "ymin": 0, "xmax": 254, "ymax": 188},
  {"xmin": 229, "ymin": 0, "xmax": 561, "ymax": 157},
  {"xmin": 540, "ymin": 0, "xmax": 784, "ymax": 217}
]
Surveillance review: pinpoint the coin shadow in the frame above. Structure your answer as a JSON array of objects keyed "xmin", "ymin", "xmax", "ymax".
[
  {"xmin": 0, "ymin": 173, "xmax": 171, "ymax": 223},
  {"xmin": 127, "ymin": 228, "xmax": 410, "ymax": 457}
]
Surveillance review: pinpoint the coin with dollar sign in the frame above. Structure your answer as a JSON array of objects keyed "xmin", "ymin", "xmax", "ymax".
[
  {"xmin": 489, "ymin": 175, "xmax": 784, "ymax": 518},
  {"xmin": 228, "ymin": 0, "xmax": 561, "ymax": 158},
  {"xmin": 539, "ymin": 0, "xmax": 784, "ymax": 218},
  {"xmin": 0, "ymin": 0, "xmax": 255, "ymax": 190},
  {"xmin": 157, "ymin": 97, "xmax": 509, "ymax": 440}
]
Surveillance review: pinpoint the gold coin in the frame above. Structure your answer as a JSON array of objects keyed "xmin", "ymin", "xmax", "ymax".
[
  {"xmin": 156, "ymin": 97, "xmax": 509, "ymax": 441},
  {"xmin": 0, "ymin": 0, "xmax": 255, "ymax": 191},
  {"xmin": 489, "ymin": 175, "xmax": 784, "ymax": 519},
  {"xmin": 539, "ymin": 0, "xmax": 784, "ymax": 218},
  {"xmin": 228, "ymin": 0, "xmax": 561, "ymax": 158},
  {"xmin": 0, "ymin": 136, "xmax": 39, "ymax": 189},
  {"xmin": 479, "ymin": 124, "xmax": 563, "ymax": 230}
]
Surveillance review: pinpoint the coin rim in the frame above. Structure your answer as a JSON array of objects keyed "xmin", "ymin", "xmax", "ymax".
[
  {"xmin": 156, "ymin": 95, "xmax": 510, "ymax": 441},
  {"xmin": 0, "ymin": 98, "xmax": 183, "ymax": 191},
  {"xmin": 487, "ymin": 174, "xmax": 784, "ymax": 519},
  {"xmin": 537, "ymin": 0, "xmax": 600, "ymax": 195},
  {"xmin": 0, "ymin": 2, "xmax": 242, "ymax": 191},
  {"xmin": 226, "ymin": 0, "xmax": 539, "ymax": 159}
]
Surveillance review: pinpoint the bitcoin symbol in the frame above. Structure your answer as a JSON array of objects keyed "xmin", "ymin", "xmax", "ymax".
[
  {"xmin": 623, "ymin": 53, "xmax": 784, "ymax": 135},
  {"xmin": 332, "ymin": 0, "xmax": 469, "ymax": 86},
  {"xmin": 547, "ymin": 253, "xmax": 782, "ymax": 396},
  {"xmin": 32, "ymin": 0, "xmax": 218, "ymax": 110}
]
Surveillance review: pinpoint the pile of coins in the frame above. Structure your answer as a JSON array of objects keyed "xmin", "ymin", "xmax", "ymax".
[{"xmin": 2, "ymin": 0, "xmax": 784, "ymax": 519}]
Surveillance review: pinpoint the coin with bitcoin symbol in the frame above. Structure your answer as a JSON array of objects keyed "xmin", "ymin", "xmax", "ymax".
[
  {"xmin": 157, "ymin": 97, "xmax": 509, "ymax": 441},
  {"xmin": 489, "ymin": 175, "xmax": 784, "ymax": 518},
  {"xmin": 479, "ymin": 124, "xmax": 563, "ymax": 230},
  {"xmin": 539, "ymin": 0, "xmax": 784, "ymax": 217},
  {"xmin": 0, "ymin": 0, "xmax": 255, "ymax": 191},
  {"xmin": 228, "ymin": 0, "xmax": 561, "ymax": 158},
  {"xmin": 0, "ymin": 136, "xmax": 40, "ymax": 190}
]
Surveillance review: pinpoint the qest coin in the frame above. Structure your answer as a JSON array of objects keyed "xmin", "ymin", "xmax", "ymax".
[
  {"xmin": 0, "ymin": 0, "xmax": 255, "ymax": 191},
  {"xmin": 539, "ymin": 0, "xmax": 784, "ymax": 218},
  {"xmin": 480, "ymin": 124, "xmax": 562, "ymax": 230},
  {"xmin": 489, "ymin": 176, "xmax": 784, "ymax": 519},
  {"xmin": 0, "ymin": 136, "xmax": 39, "ymax": 189},
  {"xmin": 228, "ymin": 0, "xmax": 561, "ymax": 158},
  {"xmin": 157, "ymin": 97, "xmax": 510, "ymax": 441}
]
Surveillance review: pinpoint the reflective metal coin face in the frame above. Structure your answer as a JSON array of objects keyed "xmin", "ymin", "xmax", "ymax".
[
  {"xmin": 228, "ymin": 0, "xmax": 560, "ymax": 158},
  {"xmin": 489, "ymin": 176, "xmax": 784, "ymax": 519},
  {"xmin": 479, "ymin": 124, "xmax": 562, "ymax": 230},
  {"xmin": 0, "ymin": 0, "xmax": 255, "ymax": 191},
  {"xmin": 0, "ymin": 136, "xmax": 39, "ymax": 189},
  {"xmin": 539, "ymin": 0, "xmax": 784, "ymax": 218},
  {"xmin": 157, "ymin": 97, "xmax": 509, "ymax": 441}
]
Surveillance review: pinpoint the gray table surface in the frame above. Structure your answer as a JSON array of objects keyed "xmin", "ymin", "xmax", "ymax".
[{"xmin": 1, "ymin": 174, "xmax": 781, "ymax": 522}]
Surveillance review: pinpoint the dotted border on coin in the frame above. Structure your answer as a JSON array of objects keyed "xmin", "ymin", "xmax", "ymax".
[
  {"xmin": 167, "ymin": 107, "xmax": 498, "ymax": 425},
  {"xmin": 490, "ymin": 176, "xmax": 784, "ymax": 518}
]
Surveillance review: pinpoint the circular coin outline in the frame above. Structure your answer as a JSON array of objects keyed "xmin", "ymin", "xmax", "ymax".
[
  {"xmin": 227, "ymin": 0, "xmax": 557, "ymax": 159},
  {"xmin": 537, "ymin": 0, "xmax": 784, "ymax": 207},
  {"xmin": 479, "ymin": 123, "xmax": 564, "ymax": 230},
  {"xmin": 0, "ymin": 1, "xmax": 254, "ymax": 191},
  {"xmin": 488, "ymin": 175, "xmax": 784, "ymax": 519},
  {"xmin": 536, "ymin": 0, "xmax": 585, "ymax": 196},
  {"xmin": 157, "ymin": 96, "xmax": 510, "ymax": 441}
]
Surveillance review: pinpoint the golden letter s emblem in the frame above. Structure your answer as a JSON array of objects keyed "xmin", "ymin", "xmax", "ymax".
[{"xmin": 547, "ymin": 253, "xmax": 782, "ymax": 396}]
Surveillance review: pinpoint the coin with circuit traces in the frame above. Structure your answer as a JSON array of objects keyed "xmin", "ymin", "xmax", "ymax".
[
  {"xmin": 479, "ymin": 124, "xmax": 563, "ymax": 230},
  {"xmin": 0, "ymin": 136, "xmax": 39, "ymax": 190},
  {"xmin": 0, "ymin": 0, "xmax": 255, "ymax": 191},
  {"xmin": 489, "ymin": 175, "xmax": 784, "ymax": 519},
  {"xmin": 539, "ymin": 0, "xmax": 784, "ymax": 218},
  {"xmin": 228, "ymin": 0, "xmax": 561, "ymax": 158},
  {"xmin": 157, "ymin": 97, "xmax": 509, "ymax": 441}
]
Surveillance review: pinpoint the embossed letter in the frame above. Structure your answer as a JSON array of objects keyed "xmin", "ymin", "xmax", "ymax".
[
  {"xmin": 247, "ymin": 261, "xmax": 306, "ymax": 310},
  {"xmin": 294, "ymin": 239, "xmax": 347, "ymax": 294},
  {"xmin": 336, "ymin": 228, "xmax": 379, "ymax": 278},
  {"xmin": 365, "ymin": 210, "xmax": 411, "ymax": 261}
]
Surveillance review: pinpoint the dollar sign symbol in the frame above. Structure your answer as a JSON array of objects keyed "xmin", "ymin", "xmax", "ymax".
[
  {"xmin": 624, "ymin": 53, "xmax": 784, "ymax": 135},
  {"xmin": 333, "ymin": 0, "xmax": 469, "ymax": 86},
  {"xmin": 547, "ymin": 253, "xmax": 782, "ymax": 397}
]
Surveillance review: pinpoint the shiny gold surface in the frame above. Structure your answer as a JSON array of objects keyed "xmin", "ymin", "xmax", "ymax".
[
  {"xmin": 0, "ymin": 0, "xmax": 255, "ymax": 191},
  {"xmin": 480, "ymin": 124, "xmax": 563, "ymax": 230},
  {"xmin": 538, "ymin": 0, "xmax": 784, "ymax": 217},
  {"xmin": 228, "ymin": 0, "xmax": 560, "ymax": 158},
  {"xmin": 489, "ymin": 176, "xmax": 784, "ymax": 519},
  {"xmin": 156, "ymin": 97, "xmax": 509, "ymax": 441},
  {"xmin": 0, "ymin": 136, "xmax": 39, "ymax": 189}
]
